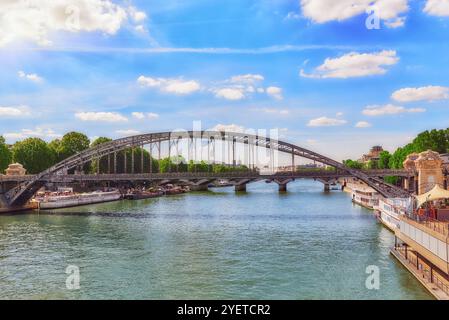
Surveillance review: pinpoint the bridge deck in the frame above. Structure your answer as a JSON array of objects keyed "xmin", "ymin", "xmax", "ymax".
[{"xmin": 0, "ymin": 169, "xmax": 413, "ymax": 183}]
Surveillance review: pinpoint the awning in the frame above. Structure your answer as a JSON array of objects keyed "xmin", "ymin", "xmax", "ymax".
[{"xmin": 415, "ymin": 185, "xmax": 449, "ymax": 208}]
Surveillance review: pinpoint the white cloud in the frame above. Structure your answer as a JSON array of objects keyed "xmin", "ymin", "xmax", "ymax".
[
  {"xmin": 214, "ymin": 88, "xmax": 245, "ymax": 100},
  {"xmin": 300, "ymin": 50, "xmax": 399, "ymax": 79},
  {"xmin": 391, "ymin": 86, "xmax": 449, "ymax": 102},
  {"xmin": 213, "ymin": 74, "xmax": 283, "ymax": 101},
  {"xmin": 355, "ymin": 121, "xmax": 372, "ymax": 128},
  {"xmin": 424, "ymin": 0, "xmax": 449, "ymax": 17},
  {"xmin": 128, "ymin": 6, "xmax": 147, "ymax": 22},
  {"xmin": 0, "ymin": 0, "xmax": 147, "ymax": 47},
  {"xmin": 362, "ymin": 104, "xmax": 426, "ymax": 116},
  {"xmin": 0, "ymin": 106, "xmax": 32, "ymax": 117},
  {"xmin": 116, "ymin": 129, "xmax": 141, "ymax": 136},
  {"xmin": 266, "ymin": 86, "xmax": 283, "ymax": 100},
  {"xmin": 384, "ymin": 17, "xmax": 406, "ymax": 28},
  {"xmin": 147, "ymin": 112, "xmax": 159, "ymax": 119},
  {"xmin": 132, "ymin": 112, "xmax": 145, "ymax": 119},
  {"xmin": 75, "ymin": 112, "xmax": 128, "ymax": 122},
  {"xmin": 336, "ymin": 112, "xmax": 344, "ymax": 117},
  {"xmin": 300, "ymin": 0, "xmax": 408, "ymax": 26},
  {"xmin": 3, "ymin": 127, "xmax": 61, "ymax": 142},
  {"xmin": 211, "ymin": 124, "xmax": 246, "ymax": 133},
  {"xmin": 230, "ymin": 74, "xmax": 264, "ymax": 84},
  {"xmin": 18, "ymin": 71, "xmax": 43, "ymax": 83},
  {"xmin": 137, "ymin": 76, "xmax": 201, "ymax": 95},
  {"xmin": 307, "ymin": 117, "xmax": 347, "ymax": 127},
  {"xmin": 132, "ymin": 111, "xmax": 159, "ymax": 119}
]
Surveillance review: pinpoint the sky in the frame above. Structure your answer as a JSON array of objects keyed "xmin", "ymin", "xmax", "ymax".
[{"xmin": 0, "ymin": 0, "xmax": 449, "ymax": 161}]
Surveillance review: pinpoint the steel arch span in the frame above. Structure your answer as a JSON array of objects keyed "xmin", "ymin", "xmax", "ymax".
[{"xmin": 3, "ymin": 131, "xmax": 411, "ymax": 207}]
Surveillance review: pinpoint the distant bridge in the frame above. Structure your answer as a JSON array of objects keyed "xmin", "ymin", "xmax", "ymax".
[{"xmin": 0, "ymin": 131, "xmax": 413, "ymax": 208}]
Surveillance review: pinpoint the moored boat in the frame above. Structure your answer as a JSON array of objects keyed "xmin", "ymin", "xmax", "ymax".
[{"xmin": 32, "ymin": 188, "xmax": 122, "ymax": 209}]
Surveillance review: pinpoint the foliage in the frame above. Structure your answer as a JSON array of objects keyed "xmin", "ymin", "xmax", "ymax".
[
  {"xmin": 342, "ymin": 159, "xmax": 363, "ymax": 169},
  {"xmin": 0, "ymin": 136, "xmax": 12, "ymax": 173},
  {"xmin": 59, "ymin": 132, "xmax": 90, "ymax": 160},
  {"xmin": 12, "ymin": 138, "xmax": 55, "ymax": 174},
  {"xmin": 378, "ymin": 151, "xmax": 391, "ymax": 169},
  {"xmin": 364, "ymin": 160, "xmax": 378, "ymax": 170},
  {"xmin": 90, "ymin": 137, "xmax": 113, "ymax": 173}
]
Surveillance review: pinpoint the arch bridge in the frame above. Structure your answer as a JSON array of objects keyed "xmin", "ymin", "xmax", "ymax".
[{"xmin": 0, "ymin": 131, "xmax": 411, "ymax": 208}]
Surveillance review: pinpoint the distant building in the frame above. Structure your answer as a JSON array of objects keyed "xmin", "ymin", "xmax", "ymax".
[
  {"xmin": 5, "ymin": 163, "xmax": 26, "ymax": 176},
  {"xmin": 359, "ymin": 146, "xmax": 384, "ymax": 163}
]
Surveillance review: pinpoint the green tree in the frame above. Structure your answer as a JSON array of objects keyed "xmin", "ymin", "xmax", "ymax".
[
  {"xmin": 59, "ymin": 132, "xmax": 90, "ymax": 159},
  {"xmin": 343, "ymin": 159, "xmax": 363, "ymax": 169},
  {"xmin": 0, "ymin": 136, "xmax": 12, "ymax": 173},
  {"xmin": 413, "ymin": 129, "xmax": 448, "ymax": 154},
  {"xmin": 90, "ymin": 137, "xmax": 113, "ymax": 173},
  {"xmin": 48, "ymin": 139, "xmax": 63, "ymax": 163},
  {"xmin": 378, "ymin": 151, "xmax": 391, "ymax": 169},
  {"xmin": 159, "ymin": 157, "xmax": 173, "ymax": 173},
  {"xmin": 12, "ymin": 138, "xmax": 55, "ymax": 174},
  {"xmin": 365, "ymin": 160, "xmax": 378, "ymax": 170}
]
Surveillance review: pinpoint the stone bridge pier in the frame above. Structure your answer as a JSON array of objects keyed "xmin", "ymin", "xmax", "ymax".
[
  {"xmin": 179, "ymin": 179, "xmax": 212, "ymax": 191},
  {"xmin": 273, "ymin": 178, "xmax": 294, "ymax": 192},
  {"xmin": 233, "ymin": 179, "xmax": 253, "ymax": 192},
  {"xmin": 316, "ymin": 178, "xmax": 337, "ymax": 192}
]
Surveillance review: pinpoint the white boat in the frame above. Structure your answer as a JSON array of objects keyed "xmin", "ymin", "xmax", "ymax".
[
  {"xmin": 33, "ymin": 189, "xmax": 122, "ymax": 209},
  {"xmin": 374, "ymin": 197, "xmax": 410, "ymax": 232},
  {"xmin": 351, "ymin": 185, "xmax": 380, "ymax": 210}
]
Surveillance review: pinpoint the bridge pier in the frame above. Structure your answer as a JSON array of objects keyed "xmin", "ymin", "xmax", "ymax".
[
  {"xmin": 190, "ymin": 184, "xmax": 209, "ymax": 192},
  {"xmin": 278, "ymin": 183, "xmax": 287, "ymax": 192},
  {"xmin": 235, "ymin": 184, "xmax": 247, "ymax": 192},
  {"xmin": 323, "ymin": 183, "xmax": 330, "ymax": 192}
]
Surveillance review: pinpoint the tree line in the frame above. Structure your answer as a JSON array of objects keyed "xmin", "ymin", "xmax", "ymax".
[
  {"xmin": 0, "ymin": 132, "xmax": 250, "ymax": 174},
  {"xmin": 343, "ymin": 128, "xmax": 449, "ymax": 170}
]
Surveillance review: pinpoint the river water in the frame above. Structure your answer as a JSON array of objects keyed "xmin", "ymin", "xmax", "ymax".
[{"xmin": 0, "ymin": 180, "xmax": 431, "ymax": 299}]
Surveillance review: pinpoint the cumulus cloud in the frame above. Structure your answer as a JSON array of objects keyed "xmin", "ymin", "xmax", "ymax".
[
  {"xmin": 3, "ymin": 127, "xmax": 61, "ymax": 142},
  {"xmin": 211, "ymin": 124, "xmax": 246, "ymax": 133},
  {"xmin": 300, "ymin": 0, "xmax": 408, "ymax": 27},
  {"xmin": 75, "ymin": 112, "xmax": 128, "ymax": 122},
  {"xmin": 424, "ymin": 0, "xmax": 449, "ymax": 17},
  {"xmin": 266, "ymin": 86, "xmax": 283, "ymax": 100},
  {"xmin": 137, "ymin": 76, "xmax": 201, "ymax": 95},
  {"xmin": 0, "ymin": 0, "xmax": 147, "ymax": 47},
  {"xmin": 18, "ymin": 71, "xmax": 43, "ymax": 83},
  {"xmin": 355, "ymin": 121, "xmax": 372, "ymax": 128},
  {"xmin": 391, "ymin": 86, "xmax": 449, "ymax": 102},
  {"xmin": 0, "ymin": 105, "xmax": 32, "ymax": 117},
  {"xmin": 132, "ymin": 112, "xmax": 145, "ymax": 119},
  {"xmin": 362, "ymin": 104, "xmax": 426, "ymax": 116},
  {"xmin": 300, "ymin": 51, "xmax": 399, "ymax": 79},
  {"xmin": 307, "ymin": 117, "xmax": 347, "ymax": 127},
  {"xmin": 132, "ymin": 111, "xmax": 159, "ymax": 119},
  {"xmin": 212, "ymin": 74, "xmax": 282, "ymax": 101},
  {"xmin": 214, "ymin": 88, "xmax": 246, "ymax": 100}
]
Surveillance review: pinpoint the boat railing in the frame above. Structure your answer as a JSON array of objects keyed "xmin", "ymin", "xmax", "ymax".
[{"xmin": 405, "ymin": 213, "xmax": 449, "ymax": 236}]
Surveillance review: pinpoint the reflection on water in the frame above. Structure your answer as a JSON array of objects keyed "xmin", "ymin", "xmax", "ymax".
[{"xmin": 0, "ymin": 180, "xmax": 432, "ymax": 299}]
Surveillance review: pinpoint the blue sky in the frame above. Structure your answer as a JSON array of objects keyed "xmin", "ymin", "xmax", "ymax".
[{"xmin": 0, "ymin": 0, "xmax": 449, "ymax": 161}]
